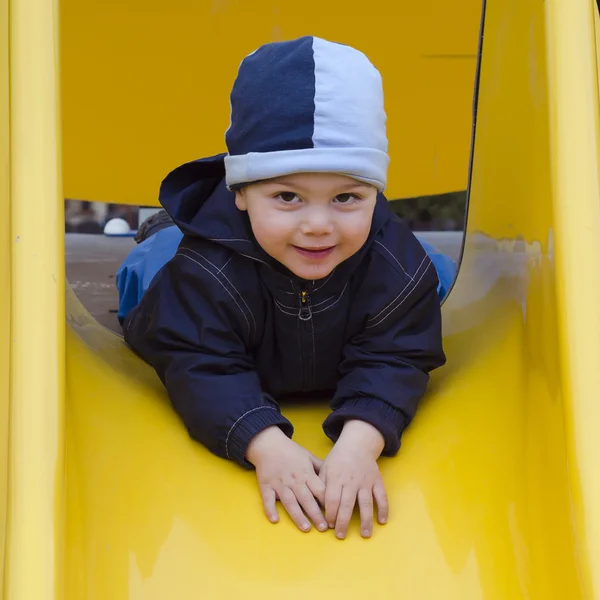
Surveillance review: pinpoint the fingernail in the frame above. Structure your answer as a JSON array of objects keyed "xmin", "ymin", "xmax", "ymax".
[
  {"xmin": 336, "ymin": 532, "xmax": 345, "ymax": 540},
  {"xmin": 318, "ymin": 523, "xmax": 327, "ymax": 532},
  {"xmin": 302, "ymin": 523, "xmax": 310, "ymax": 531},
  {"xmin": 379, "ymin": 518, "xmax": 387, "ymax": 524},
  {"xmin": 362, "ymin": 529, "xmax": 371, "ymax": 538},
  {"xmin": 328, "ymin": 522, "xmax": 335, "ymax": 529}
]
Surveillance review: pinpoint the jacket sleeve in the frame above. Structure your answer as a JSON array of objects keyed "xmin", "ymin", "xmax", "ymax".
[
  {"xmin": 322, "ymin": 254, "xmax": 446, "ymax": 456},
  {"xmin": 123, "ymin": 248, "xmax": 293, "ymax": 468}
]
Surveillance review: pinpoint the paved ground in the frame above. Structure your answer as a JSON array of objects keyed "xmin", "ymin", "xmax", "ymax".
[
  {"xmin": 65, "ymin": 231, "xmax": 463, "ymax": 333},
  {"xmin": 65, "ymin": 234, "xmax": 136, "ymax": 332}
]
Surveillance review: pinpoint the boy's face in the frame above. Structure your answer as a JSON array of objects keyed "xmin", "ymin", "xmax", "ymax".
[{"xmin": 235, "ymin": 173, "xmax": 378, "ymax": 280}]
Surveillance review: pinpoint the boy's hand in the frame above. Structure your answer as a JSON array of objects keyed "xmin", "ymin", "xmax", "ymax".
[
  {"xmin": 320, "ymin": 420, "xmax": 388, "ymax": 539},
  {"xmin": 246, "ymin": 426, "xmax": 328, "ymax": 533}
]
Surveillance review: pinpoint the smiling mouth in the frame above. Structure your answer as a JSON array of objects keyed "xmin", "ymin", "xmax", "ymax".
[{"xmin": 293, "ymin": 246, "xmax": 336, "ymax": 259}]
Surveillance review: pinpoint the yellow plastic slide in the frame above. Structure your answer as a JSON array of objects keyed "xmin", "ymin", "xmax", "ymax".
[{"xmin": 2, "ymin": 0, "xmax": 600, "ymax": 598}]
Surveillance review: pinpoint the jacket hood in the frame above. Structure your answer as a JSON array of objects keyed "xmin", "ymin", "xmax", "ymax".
[{"xmin": 159, "ymin": 153, "xmax": 392, "ymax": 278}]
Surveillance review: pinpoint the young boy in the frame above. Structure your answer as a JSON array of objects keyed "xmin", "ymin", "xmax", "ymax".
[{"xmin": 121, "ymin": 36, "xmax": 447, "ymax": 540}]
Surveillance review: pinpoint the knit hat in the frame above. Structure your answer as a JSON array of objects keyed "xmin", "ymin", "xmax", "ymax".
[{"xmin": 224, "ymin": 36, "xmax": 389, "ymax": 191}]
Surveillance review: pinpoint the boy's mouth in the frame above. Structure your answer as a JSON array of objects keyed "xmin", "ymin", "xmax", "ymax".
[{"xmin": 293, "ymin": 245, "xmax": 336, "ymax": 260}]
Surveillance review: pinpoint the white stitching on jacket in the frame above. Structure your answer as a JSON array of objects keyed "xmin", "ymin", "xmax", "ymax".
[
  {"xmin": 275, "ymin": 292, "xmax": 336, "ymax": 311},
  {"xmin": 312, "ymin": 269, "xmax": 336, "ymax": 292},
  {"xmin": 274, "ymin": 300, "xmax": 298, "ymax": 317},
  {"xmin": 182, "ymin": 247, "xmax": 257, "ymax": 334},
  {"xmin": 366, "ymin": 256, "xmax": 428, "ymax": 324},
  {"xmin": 218, "ymin": 255, "xmax": 234, "ymax": 274},
  {"xmin": 274, "ymin": 283, "xmax": 348, "ymax": 315},
  {"xmin": 239, "ymin": 253, "xmax": 270, "ymax": 266},
  {"xmin": 208, "ymin": 238, "xmax": 252, "ymax": 244},
  {"xmin": 175, "ymin": 252, "xmax": 251, "ymax": 336},
  {"xmin": 374, "ymin": 240, "xmax": 414, "ymax": 282},
  {"xmin": 225, "ymin": 406, "xmax": 279, "ymax": 459},
  {"xmin": 311, "ymin": 283, "xmax": 348, "ymax": 314},
  {"xmin": 365, "ymin": 261, "xmax": 433, "ymax": 329},
  {"xmin": 310, "ymin": 318, "xmax": 316, "ymax": 385}
]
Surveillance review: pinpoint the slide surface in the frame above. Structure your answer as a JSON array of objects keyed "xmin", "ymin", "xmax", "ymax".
[{"xmin": 3, "ymin": 0, "xmax": 600, "ymax": 598}]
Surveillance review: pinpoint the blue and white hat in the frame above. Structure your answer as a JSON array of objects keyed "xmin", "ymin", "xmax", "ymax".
[{"xmin": 224, "ymin": 36, "xmax": 389, "ymax": 191}]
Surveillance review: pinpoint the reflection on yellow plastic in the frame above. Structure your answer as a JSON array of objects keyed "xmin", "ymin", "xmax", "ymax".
[
  {"xmin": 0, "ymin": 0, "xmax": 9, "ymax": 595},
  {"xmin": 59, "ymin": 0, "xmax": 482, "ymax": 204},
  {"xmin": 4, "ymin": 0, "xmax": 600, "ymax": 598},
  {"xmin": 5, "ymin": 0, "xmax": 66, "ymax": 598}
]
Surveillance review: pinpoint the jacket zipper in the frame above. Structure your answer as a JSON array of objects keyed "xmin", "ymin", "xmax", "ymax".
[
  {"xmin": 298, "ymin": 289, "xmax": 312, "ymax": 321},
  {"xmin": 297, "ymin": 287, "xmax": 314, "ymax": 390}
]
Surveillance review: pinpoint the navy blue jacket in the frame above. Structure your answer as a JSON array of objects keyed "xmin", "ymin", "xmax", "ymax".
[{"xmin": 123, "ymin": 154, "xmax": 446, "ymax": 467}]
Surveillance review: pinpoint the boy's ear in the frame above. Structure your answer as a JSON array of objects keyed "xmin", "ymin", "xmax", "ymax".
[{"xmin": 234, "ymin": 189, "xmax": 248, "ymax": 211}]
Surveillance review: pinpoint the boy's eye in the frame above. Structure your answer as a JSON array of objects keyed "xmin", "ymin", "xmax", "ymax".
[
  {"xmin": 276, "ymin": 192, "xmax": 299, "ymax": 203},
  {"xmin": 334, "ymin": 193, "xmax": 360, "ymax": 204}
]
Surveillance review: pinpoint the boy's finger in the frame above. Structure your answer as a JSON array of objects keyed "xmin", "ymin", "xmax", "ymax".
[
  {"xmin": 260, "ymin": 486, "xmax": 279, "ymax": 523},
  {"xmin": 358, "ymin": 488, "xmax": 373, "ymax": 538},
  {"xmin": 295, "ymin": 484, "xmax": 328, "ymax": 532},
  {"xmin": 280, "ymin": 487, "xmax": 311, "ymax": 532},
  {"xmin": 373, "ymin": 482, "xmax": 389, "ymax": 524},
  {"xmin": 318, "ymin": 468, "xmax": 327, "ymax": 484},
  {"xmin": 310, "ymin": 455, "xmax": 323, "ymax": 473},
  {"xmin": 335, "ymin": 486, "xmax": 356, "ymax": 540},
  {"xmin": 307, "ymin": 474, "xmax": 326, "ymax": 506},
  {"xmin": 325, "ymin": 483, "xmax": 342, "ymax": 528}
]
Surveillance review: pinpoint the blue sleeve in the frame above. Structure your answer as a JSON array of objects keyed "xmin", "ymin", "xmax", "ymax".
[
  {"xmin": 122, "ymin": 246, "xmax": 293, "ymax": 468},
  {"xmin": 115, "ymin": 226, "xmax": 184, "ymax": 322},
  {"xmin": 322, "ymin": 254, "xmax": 445, "ymax": 455},
  {"xmin": 415, "ymin": 236, "xmax": 457, "ymax": 300}
]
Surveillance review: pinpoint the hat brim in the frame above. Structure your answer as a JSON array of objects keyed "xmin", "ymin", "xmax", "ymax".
[{"xmin": 224, "ymin": 147, "xmax": 389, "ymax": 191}]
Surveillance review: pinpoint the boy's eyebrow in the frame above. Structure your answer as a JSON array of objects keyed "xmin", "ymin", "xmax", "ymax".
[
  {"xmin": 266, "ymin": 179, "xmax": 373, "ymax": 192},
  {"xmin": 335, "ymin": 182, "xmax": 373, "ymax": 191}
]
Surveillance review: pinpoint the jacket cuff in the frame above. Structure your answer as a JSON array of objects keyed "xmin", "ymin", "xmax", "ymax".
[
  {"xmin": 322, "ymin": 398, "xmax": 404, "ymax": 456},
  {"xmin": 226, "ymin": 406, "xmax": 294, "ymax": 468}
]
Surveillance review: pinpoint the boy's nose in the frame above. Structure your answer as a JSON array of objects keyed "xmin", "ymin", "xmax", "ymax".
[{"xmin": 300, "ymin": 209, "xmax": 334, "ymax": 235}]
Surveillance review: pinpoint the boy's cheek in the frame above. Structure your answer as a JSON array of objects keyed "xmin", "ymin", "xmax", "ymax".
[
  {"xmin": 340, "ymin": 221, "xmax": 371, "ymax": 250},
  {"xmin": 251, "ymin": 214, "xmax": 293, "ymax": 245}
]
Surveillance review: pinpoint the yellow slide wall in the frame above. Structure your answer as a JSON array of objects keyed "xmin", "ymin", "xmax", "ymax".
[{"xmin": 59, "ymin": 0, "xmax": 482, "ymax": 204}]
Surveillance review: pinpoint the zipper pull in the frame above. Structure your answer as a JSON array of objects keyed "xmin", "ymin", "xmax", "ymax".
[{"xmin": 299, "ymin": 290, "xmax": 312, "ymax": 321}]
